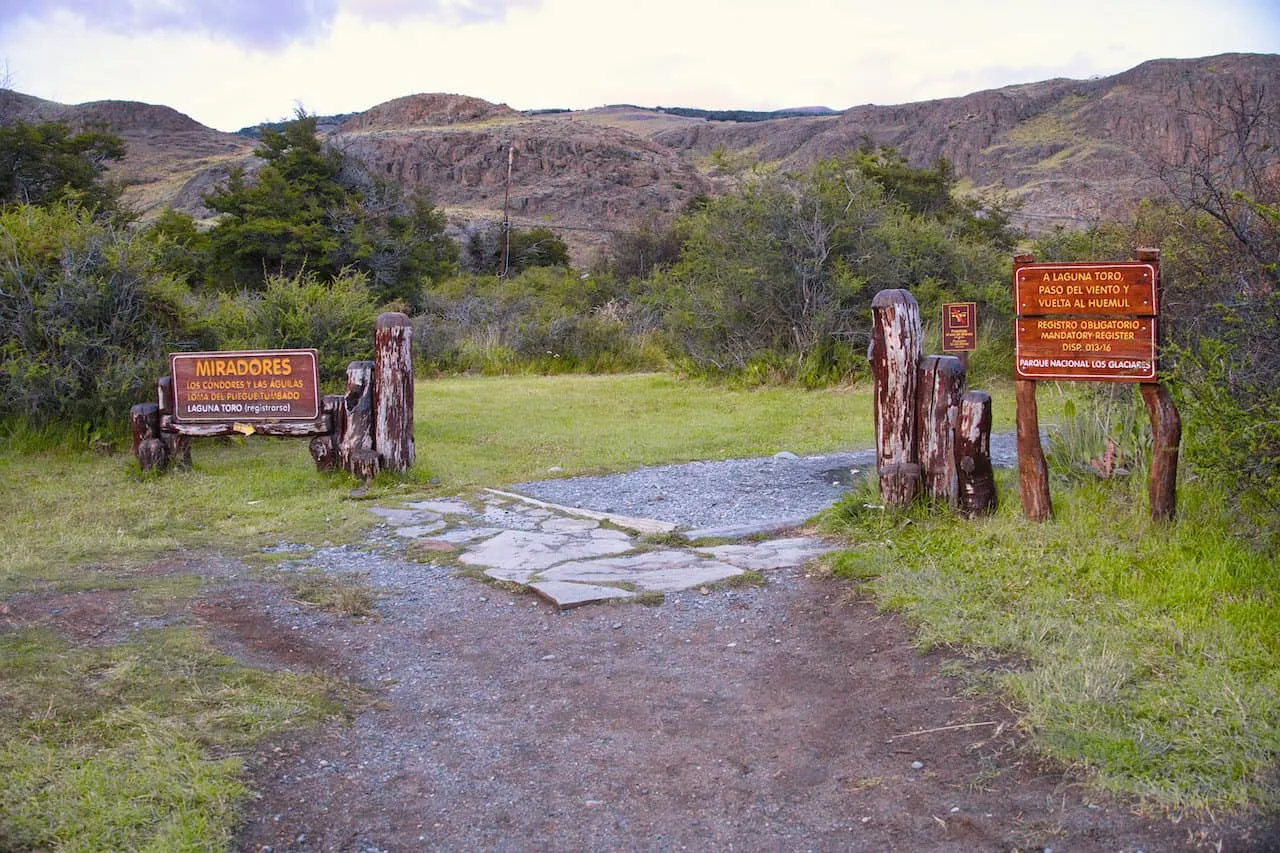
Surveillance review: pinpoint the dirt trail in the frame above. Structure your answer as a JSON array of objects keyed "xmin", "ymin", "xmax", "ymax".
[{"xmin": 199, "ymin": 539, "xmax": 1241, "ymax": 853}]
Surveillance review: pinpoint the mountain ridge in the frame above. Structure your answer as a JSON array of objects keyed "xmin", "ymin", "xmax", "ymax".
[{"xmin": 3, "ymin": 52, "xmax": 1276, "ymax": 263}]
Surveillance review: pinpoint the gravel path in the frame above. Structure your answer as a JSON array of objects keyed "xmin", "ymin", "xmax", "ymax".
[{"xmin": 513, "ymin": 433, "xmax": 1023, "ymax": 533}]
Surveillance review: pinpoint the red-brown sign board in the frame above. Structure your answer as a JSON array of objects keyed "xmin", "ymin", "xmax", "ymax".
[
  {"xmin": 1015, "ymin": 262, "xmax": 1157, "ymax": 317},
  {"xmin": 1015, "ymin": 318, "xmax": 1156, "ymax": 382},
  {"xmin": 942, "ymin": 302, "xmax": 977, "ymax": 352},
  {"xmin": 170, "ymin": 349, "xmax": 320, "ymax": 422}
]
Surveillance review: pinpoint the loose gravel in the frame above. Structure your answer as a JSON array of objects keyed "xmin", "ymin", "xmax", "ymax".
[{"xmin": 512, "ymin": 433, "xmax": 1024, "ymax": 532}]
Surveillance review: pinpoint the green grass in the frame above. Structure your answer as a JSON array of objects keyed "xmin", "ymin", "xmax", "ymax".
[
  {"xmin": 0, "ymin": 628, "xmax": 351, "ymax": 852},
  {"xmin": 821, "ymin": 473, "xmax": 1280, "ymax": 811},
  {"xmin": 415, "ymin": 373, "xmax": 880, "ymax": 487},
  {"xmin": 0, "ymin": 373, "xmax": 898, "ymax": 851},
  {"xmin": 0, "ymin": 373, "xmax": 1170, "ymax": 849}
]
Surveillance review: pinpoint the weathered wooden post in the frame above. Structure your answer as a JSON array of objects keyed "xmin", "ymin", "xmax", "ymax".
[
  {"xmin": 956, "ymin": 390, "xmax": 997, "ymax": 516},
  {"xmin": 1140, "ymin": 382, "xmax": 1181, "ymax": 521},
  {"xmin": 309, "ymin": 395, "xmax": 344, "ymax": 472},
  {"xmin": 156, "ymin": 375, "xmax": 191, "ymax": 470},
  {"xmin": 917, "ymin": 355, "xmax": 966, "ymax": 506},
  {"xmin": 373, "ymin": 312, "xmax": 415, "ymax": 473},
  {"xmin": 1015, "ymin": 378, "xmax": 1052, "ymax": 521},
  {"xmin": 869, "ymin": 289, "xmax": 922, "ymax": 507},
  {"xmin": 340, "ymin": 360, "xmax": 379, "ymax": 481},
  {"xmin": 130, "ymin": 402, "xmax": 168, "ymax": 472}
]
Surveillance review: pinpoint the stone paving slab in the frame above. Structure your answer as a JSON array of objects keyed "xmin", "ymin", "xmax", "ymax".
[
  {"xmin": 704, "ymin": 538, "xmax": 834, "ymax": 571},
  {"xmin": 370, "ymin": 491, "xmax": 835, "ymax": 610},
  {"xmin": 528, "ymin": 581, "xmax": 635, "ymax": 609}
]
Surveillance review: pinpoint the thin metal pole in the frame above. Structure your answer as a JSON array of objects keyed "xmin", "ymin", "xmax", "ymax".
[{"xmin": 499, "ymin": 143, "xmax": 513, "ymax": 278}]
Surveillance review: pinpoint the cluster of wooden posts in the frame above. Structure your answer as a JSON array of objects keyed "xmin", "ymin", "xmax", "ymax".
[
  {"xmin": 130, "ymin": 312, "xmax": 415, "ymax": 480},
  {"xmin": 868, "ymin": 288, "xmax": 997, "ymax": 515}
]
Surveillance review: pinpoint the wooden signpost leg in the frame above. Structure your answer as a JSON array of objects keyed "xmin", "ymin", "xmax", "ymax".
[
  {"xmin": 1140, "ymin": 382, "xmax": 1181, "ymax": 522},
  {"xmin": 869, "ymin": 289, "xmax": 922, "ymax": 508},
  {"xmin": 1015, "ymin": 379, "xmax": 1052, "ymax": 521}
]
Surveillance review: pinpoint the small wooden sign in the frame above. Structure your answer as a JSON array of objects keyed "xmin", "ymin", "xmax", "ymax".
[
  {"xmin": 1015, "ymin": 262, "xmax": 1157, "ymax": 317},
  {"xmin": 170, "ymin": 349, "xmax": 320, "ymax": 423},
  {"xmin": 1015, "ymin": 317, "xmax": 1157, "ymax": 381},
  {"xmin": 942, "ymin": 302, "xmax": 977, "ymax": 352}
]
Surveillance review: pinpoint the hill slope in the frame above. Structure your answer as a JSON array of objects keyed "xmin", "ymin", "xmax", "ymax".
[{"xmin": 3, "ymin": 53, "xmax": 1276, "ymax": 262}]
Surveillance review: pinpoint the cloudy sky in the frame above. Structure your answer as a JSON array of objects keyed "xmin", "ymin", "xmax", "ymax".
[{"xmin": 1, "ymin": 0, "xmax": 1277, "ymax": 132}]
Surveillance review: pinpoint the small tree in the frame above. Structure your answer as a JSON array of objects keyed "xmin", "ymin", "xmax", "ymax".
[
  {"xmin": 202, "ymin": 112, "xmax": 457, "ymax": 305},
  {"xmin": 0, "ymin": 119, "xmax": 125, "ymax": 213}
]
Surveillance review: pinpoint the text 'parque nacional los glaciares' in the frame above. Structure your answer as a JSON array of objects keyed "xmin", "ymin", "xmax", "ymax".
[{"xmin": 170, "ymin": 350, "xmax": 320, "ymax": 422}]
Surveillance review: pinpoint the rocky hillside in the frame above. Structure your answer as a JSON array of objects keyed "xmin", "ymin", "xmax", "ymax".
[
  {"xmin": 651, "ymin": 53, "xmax": 1280, "ymax": 229},
  {"xmin": 3, "ymin": 53, "xmax": 1276, "ymax": 263},
  {"xmin": 0, "ymin": 89, "xmax": 255, "ymax": 219}
]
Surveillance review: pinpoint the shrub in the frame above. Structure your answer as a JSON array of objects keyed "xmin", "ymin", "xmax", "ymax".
[
  {"xmin": 413, "ymin": 268, "xmax": 664, "ymax": 374},
  {"xmin": 199, "ymin": 270, "xmax": 379, "ymax": 386},
  {"xmin": 0, "ymin": 205, "xmax": 198, "ymax": 436}
]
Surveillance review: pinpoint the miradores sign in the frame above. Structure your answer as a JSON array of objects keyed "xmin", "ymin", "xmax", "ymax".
[
  {"xmin": 170, "ymin": 349, "xmax": 320, "ymax": 423},
  {"xmin": 130, "ymin": 313, "xmax": 416, "ymax": 482}
]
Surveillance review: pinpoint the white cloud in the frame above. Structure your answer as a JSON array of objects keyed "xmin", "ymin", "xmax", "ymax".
[{"xmin": 0, "ymin": 0, "xmax": 1275, "ymax": 130}]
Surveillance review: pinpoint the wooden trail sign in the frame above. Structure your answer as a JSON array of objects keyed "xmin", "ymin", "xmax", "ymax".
[
  {"xmin": 1015, "ymin": 262, "xmax": 1156, "ymax": 316},
  {"xmin": 1015, "ymin": 317, "xmax": 1157, "ymax": 381},
  {"xmin": 1014, "ymin": 261, "xmax": 1157, "ymax": 383},
  {"xmin": 942, "ymin": 302, "xmax": 977, "ymax": 353},
  {"xmin": 133, "ymin": 314, "xmax": 415, "ymax": 481},
  {"xmin": 1012, "ymin": 251, "xmax": 1180, "ymax": 522},
  {"xmin": 170, "ymin": 350, "xmax": 320, "ymax": 424}
]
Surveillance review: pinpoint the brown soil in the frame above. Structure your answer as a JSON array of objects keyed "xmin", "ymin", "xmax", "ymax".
[{"xmin": 10, "ymin": 547, "xmax": 1276, "ymax": 852}]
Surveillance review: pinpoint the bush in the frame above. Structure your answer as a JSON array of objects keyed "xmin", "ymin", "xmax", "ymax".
[
  {"xmin": 0, "ymin": 205, "xmax": 198, "ymax": 436},
  {"xmin": 199, "ymin": 270, "xmax": 380, "ymax": 386},
  {"xmin": 413, "ymin": 268, "xmax": 665, "ymax": 375}
]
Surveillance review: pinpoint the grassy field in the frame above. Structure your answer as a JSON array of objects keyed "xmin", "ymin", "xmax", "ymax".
[{"xmin": 2, "ymin": 373, "xmax": 1272, "ymax": 850}]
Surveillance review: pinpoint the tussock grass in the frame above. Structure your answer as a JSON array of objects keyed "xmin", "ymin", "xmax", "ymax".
[{"xmin": 821, "ymin": 473, "xmax": 1280, "ymax": 811}]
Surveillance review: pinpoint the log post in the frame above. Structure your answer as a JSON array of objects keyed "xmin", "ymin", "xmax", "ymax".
[
  {"xmin": 1015, "ymin": 379, "xmax": 1052, "ymax": 521},
  {"xmin": 156, "ymin": 375, "xmax": 191, "ymax": 470},
  {"xmin": 956, "ymin": 390, "xmax": 997, "ymax": 517},
  {"xmin": 1140, "ymin": 382, "xmax": 1181, "ymax": 522},
  {"xmin": 868, "ymin": 289, "xmax": 922, "ymax": 507},
  {"xmin": 309, "ymin": 394, "xmax": 344, "ymax": 472},
  {"xmin": 340, "ymin": 360, "xmax": 377, "ymax": 480},
  {"xmin": 130, "ymin": 402, "xmax": 168, "ymax": 472},
  {"xmin": 917, "ymin": 355, "xmax": 966, "ymax": 506},
  {"xmin": 374, "ymin": 312, "xmax": 415, "ymax": 473}
]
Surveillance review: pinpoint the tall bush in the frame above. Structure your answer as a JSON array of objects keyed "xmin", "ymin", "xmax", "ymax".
[
  {"xmin": 200, "ymin": 270, "xmax": 379, "ymax": 386},
  {"xmin": 0, "ymin": 205, "xmax": 198, "ymax": 435}
]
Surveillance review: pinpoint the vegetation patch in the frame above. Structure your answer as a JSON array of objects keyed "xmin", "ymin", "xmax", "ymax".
[
  {"xmin": 0, "ymin": 627, "xmax": 351, "ymax": 851},
  {"xmin": 821, "ymin": 473, "xmax": 1280, "ymax": 811}
]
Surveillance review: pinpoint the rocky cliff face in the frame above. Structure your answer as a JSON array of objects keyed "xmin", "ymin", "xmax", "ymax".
[
  {"xmin": 4, "ymin": 53, "xmax": 1276, "ymax": 261},
  {"xmin": 650, "ymin": 53, "xmax": 1279, "ymax": 229}
]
